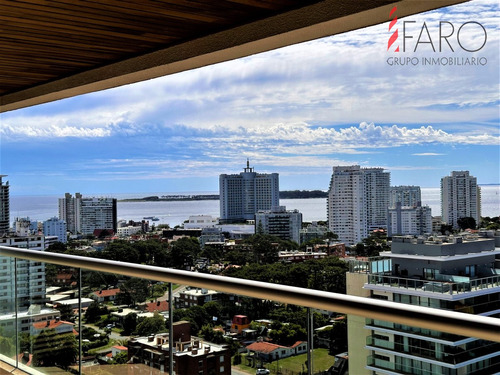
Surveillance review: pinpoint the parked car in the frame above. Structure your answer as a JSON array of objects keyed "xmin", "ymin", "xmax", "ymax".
[{"xmin": 256, "ymin": 369, "xmax": 270, "ymax": 375}]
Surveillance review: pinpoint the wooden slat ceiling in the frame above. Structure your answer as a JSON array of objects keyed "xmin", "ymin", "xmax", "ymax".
[
  {"xmin": 0, "ymin": 0, "xmax": 467, "ymax": 112},
  {"xmin": 0, "ymin": 0, "xmax": 314, "ymax": 96}
]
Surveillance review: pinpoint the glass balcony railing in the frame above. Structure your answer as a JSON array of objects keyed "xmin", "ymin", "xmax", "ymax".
[
  {"xmin": 1, "ymin": 245, "xmax": 499, "ymax": 375},
  {"xmin": 366, "ymin": 273, "xmax": 500, "ymax": 296}
]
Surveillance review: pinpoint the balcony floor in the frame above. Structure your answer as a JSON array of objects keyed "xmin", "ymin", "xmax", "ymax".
[{"xmin": 0, "ymin": 362, "xmax": 30, "ymax": 375}]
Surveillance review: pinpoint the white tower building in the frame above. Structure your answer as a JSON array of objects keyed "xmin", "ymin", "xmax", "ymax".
[
  {"xmin": 327, "ymin": 166, "xmax": 390, "ymax": 246},
  {"xmin": 219, "ymin": 160, "xmax": 279, "ymax": 223},
  {"xmin": 441, "ymin": 171, "xmax": 481, "ymax": 229}
]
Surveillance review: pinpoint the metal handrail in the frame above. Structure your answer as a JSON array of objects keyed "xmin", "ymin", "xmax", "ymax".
[{"xmin": 1, "ymin": 245, "xmax": 499, "ymax": 342}]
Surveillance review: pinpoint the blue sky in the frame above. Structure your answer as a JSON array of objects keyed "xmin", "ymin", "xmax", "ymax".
[{"xmin": 1, "ymin": 0, "xmax": 499, "ymax": 195}]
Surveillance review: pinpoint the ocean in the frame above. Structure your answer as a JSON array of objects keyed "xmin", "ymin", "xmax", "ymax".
[{"xmin": 9, "ymin": 186, "xmax": 500, "ymax": 228}]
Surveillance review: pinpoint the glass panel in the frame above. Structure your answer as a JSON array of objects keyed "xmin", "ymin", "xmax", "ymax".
[
  {"xmin": 26, "ymin": 258, "xmax": 76, "ymax": 374},
  {"xmin": 0, "ymin": 256, "xmax": 17, "ymax": 369}
]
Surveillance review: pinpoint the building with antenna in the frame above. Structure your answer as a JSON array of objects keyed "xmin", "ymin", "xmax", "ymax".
[{"xmin": 219, "ymin": 160, "xmax": 279, "ymax": 223}]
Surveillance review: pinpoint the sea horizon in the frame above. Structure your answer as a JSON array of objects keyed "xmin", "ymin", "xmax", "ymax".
[{"xmin": 8, "ymin": 185, "xmax": 500, "ymax": 227}]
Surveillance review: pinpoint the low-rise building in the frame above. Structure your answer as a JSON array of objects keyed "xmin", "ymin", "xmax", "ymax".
[
  {"xmin": 0, "ymin": 305, "xmax": 60, "ymax": 334},
  {"xmin": 255, "ymin": 206, "xmax": 302, "ymax": 244},
  {"xmin": 184, "ymin": 215, "xmax": 218, "ymax": 229},
  {"xmin": 300, "ymin": 222, "xmax": 328, "ymax": 245},
  {"xmin": 91, "ymin": 288, "xmax": 120, "ymax": 303},
  {"xmin": 246, "ymin": 340, "xmax": 308, "ymax": 362},
  {"xmin": 128, "ymin": 321, "xmax": 231, "ymax": 375},
  {"xmin": 174, "ymin": 288, "xmax": 222, "ymax": 309}
]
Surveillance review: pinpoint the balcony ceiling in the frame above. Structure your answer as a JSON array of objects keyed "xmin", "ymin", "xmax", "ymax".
[{"xmin": 0, "ymin": 0, "xmax": 466, "ymax": 113}]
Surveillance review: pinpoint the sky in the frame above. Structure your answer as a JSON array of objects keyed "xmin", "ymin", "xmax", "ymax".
[{"xmin": 0, "ymin": 0, "xmax": 499, "ymax": 196}]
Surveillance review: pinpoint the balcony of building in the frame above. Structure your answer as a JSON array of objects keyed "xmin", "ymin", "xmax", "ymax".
[{"xmin": 350, "ymin": 253, "xmax": 500, "ymax": 301}]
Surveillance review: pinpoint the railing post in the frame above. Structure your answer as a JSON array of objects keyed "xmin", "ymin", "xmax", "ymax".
[
  {"xmin": 78, "ymin": 268, "xmax": 82, "ymax": 375},
  {"xmin": 14, "ymin": 258, "xmax": 18, "ymax": 369},
  {"xmin": 169, "ymin": 282, "xmax": 173, "ymax": 375},
  {"xmin": 307, "ymin": 307, "xmax": 313, "ymax": 375}
]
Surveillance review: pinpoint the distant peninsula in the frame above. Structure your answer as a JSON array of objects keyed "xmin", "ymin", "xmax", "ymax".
[{"xmin": 119, "ymin": 190, "xmax": 327, "ymax": 202}]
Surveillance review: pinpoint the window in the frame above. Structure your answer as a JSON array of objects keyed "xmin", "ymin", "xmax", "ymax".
[
  {"xmin": 220, "ymin": 355, "xmax": 224, "ymax": 362},
  {"xmin": 220, "ymin": 366, "xmax": 224, "ymax": 373}
]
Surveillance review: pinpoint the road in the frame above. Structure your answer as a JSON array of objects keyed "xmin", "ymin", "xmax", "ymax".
[{"xmin": 231, "ymin": 368, "xmax": 253, "ymax": 375}]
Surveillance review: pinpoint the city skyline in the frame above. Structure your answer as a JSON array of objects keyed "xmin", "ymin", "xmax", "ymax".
[{"xmin": 0, "ymin": 0, "xmax": 498, "ymax": 195}]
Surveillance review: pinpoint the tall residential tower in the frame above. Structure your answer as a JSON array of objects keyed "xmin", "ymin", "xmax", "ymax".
[
  {"xmin": 441, "ymin": 171, "xmax": 481, "ymax": 229},
  {"xmin": 219, "ymin": 161, "xmax": 279, "ymax": 223},
  {"xmin": 0, "ymin": 175, "xmax": 9, "ymax": 235},
  {"xmin": 327, "ymin": 166, "xmax": 390, "ymax": 245},
  {"xmin": 59, "ymin": 193, "xmax": 117, "ymax": 235}
]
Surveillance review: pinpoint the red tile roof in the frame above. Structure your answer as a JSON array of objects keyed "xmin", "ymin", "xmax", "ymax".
[
  {"xmin": 113, "ymin": 345, "xmax": 128, "ymax": 351},
  {"xmin": 246, "ymin": 341, "xmax": 285, "ymax": 354},
  {"xmin": 93, "ymin": 288, "xmax": 120, "ymax": 297},
  {"xmin": 32, "ymin": 319, "xmax": 74, "ymax": 330},
  {"xmin": 144, "ymin": 300, "xmax": 169, "ymax": 313},
  {"xmin": 290, "ymin": 341, "xmax": 305, "ymax": 348}
]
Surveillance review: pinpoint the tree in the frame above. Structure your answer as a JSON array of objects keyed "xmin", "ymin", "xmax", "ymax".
[
  {"xmin": 170, "ymin": 237, "xmax": 200, "ymax": 269},
  {"xmin": 57, "ymin": 303, "xmax": 75, "ymax": 322},
  {"xmin": 457, "ymin": 216, "xmax": 477, "ymax": 230},
  {"xmin": 85, "ymin": 301, "xmax": 106, "ymax": 323},
  {"xmin": 32, "ymin": 329, "xmax": 77, "ymax": 368},
  {"xmin": 439, "ymin": 224, "xmax": 453, "ymax": 235},
  {"xmin": 198, "ymin": 324, "xmax": 225, "ymax": 344},
  {"xmin": 136, "ymin": 312, "xmax": 166, "ymax": 336},
  {"xmin": 203, "ymin": 301, "xmax": 222, "ymax": 322},
  {"xmin": 112, "ymin": 351, "xmax": 129, "ymax": 364},
  {"xmin": 116, "ymin": 278, "xmax": 150, "ymax": 306},
  {"xmin": 329, "ymin": 318, "xmax": 347, "ymax": 354},
  {"xmin": 122, "ymin": 312, "xmax": 138, "ymax": 335},
  {"xmin": 0, "ymin": 335, "xmax": 14, "ymax": 357}
]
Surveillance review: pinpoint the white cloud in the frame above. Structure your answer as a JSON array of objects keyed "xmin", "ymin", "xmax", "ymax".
[
  {"xmin": 412, "ymin": 153, "xmax": 446, "ymax": 156},
  {"xmin": 0, "ymin": 124, "xmax": 111, "ymax": 138}
]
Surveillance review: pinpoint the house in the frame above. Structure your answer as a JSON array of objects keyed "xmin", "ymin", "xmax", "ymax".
[
  {"xmin": 246, "ymin": 340, "xmax": 308, "ymax": 361},
  {"xmin": 91, "ymin": 288, "xmax": 120, "ymax": 303},
  {"xmin": 32, "ymin": 319, "xmax": 78, "ymax": 336},
  {"xmin": 55, "ymin": 272, "xmax": 76, "ymax": 287},
  {"xmin": 111, "ymin": 345, "xmax": 128, "ymax": 357},
  {"xmin": 141, "ymin": 300, "xmax": 169, "ymax": 313}
]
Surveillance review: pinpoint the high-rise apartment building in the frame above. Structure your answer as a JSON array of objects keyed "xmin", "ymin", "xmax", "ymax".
[
  {"xmin": 0, "ymin": 234, "xmax": 47, "ymax": 313},
  {"xmin": 387, "ymin": 203, "xmax": 432, "ymax": 237},
  {"xmin": 43, "ymin": 217, "xmax": 67, "ymax": 243},
  {"xmin": 58, "ymin": 192, "xmax": 82, "ymax": 234},
  {"xmin": 441, "ymin": 171, "xmax": 481, "ymax": 229},
  {"xmin": 0, "ymin": 175, "xmax": 9, "ymax": 235},
  {"xmin": 219, "ymin": 161, "xmax": 279, "ymax": 223},
  {"xmin": 347, "ymin": 233, "xmax": 500, "ymax": 375},
  {"xmin": 327, "ymin": 166, "xmax": 390, "ymax": 246},
  {"xmin": 80, "ymin": 197, "xmax": 117, "ymax": 235},
  {"xmin": 364, "ymin": 168, "xmax": 391, "ymax": 232},
  {"xmin": 389, "ymin": 185, "xmax": 421, "ymax": 208},
  {"xmin": 59, "ymin": 193, "xmax": 117, "ymax": 235},
  {"xmin": 255, "ymin": 206, "xmax": 302, "ymax": 243}
]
